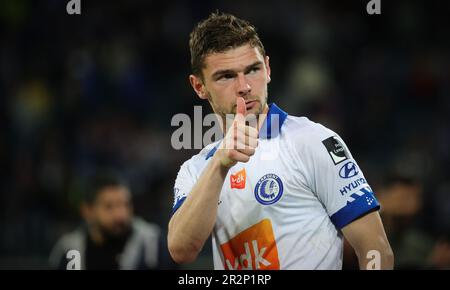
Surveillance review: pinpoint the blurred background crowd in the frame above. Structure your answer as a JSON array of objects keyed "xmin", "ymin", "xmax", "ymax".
[{"xmin": 0, "ymin": 0, "xmax": 449, "ymax": 269}]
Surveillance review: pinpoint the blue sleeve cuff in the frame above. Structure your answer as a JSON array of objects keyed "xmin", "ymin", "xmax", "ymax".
[
  {"xmin": 330, "ymin": 190, "xmax": 380, "ymax": 229},
  {"xmin": 170, "ymin": 196, "xmax": 187, "ymax": 217}
]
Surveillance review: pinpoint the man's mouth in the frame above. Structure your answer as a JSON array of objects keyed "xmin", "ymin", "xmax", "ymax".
[{"xmin": 245, "ymin": 100, "xmax": 258, "ymax": 110}]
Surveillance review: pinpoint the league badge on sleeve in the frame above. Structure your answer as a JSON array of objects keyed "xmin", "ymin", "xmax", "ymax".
[{"xmin": 322, "ymin": 136, "xmax": 349, "ymax": 165}]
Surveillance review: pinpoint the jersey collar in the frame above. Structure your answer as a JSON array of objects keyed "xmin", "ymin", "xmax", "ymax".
[
  {"xmin": 259, "ymin": 103, "xmax": 288, "ymax": 139},
  {"xmin": 206, "ymin": 103, "xmax": 288, "ymax": 160}
]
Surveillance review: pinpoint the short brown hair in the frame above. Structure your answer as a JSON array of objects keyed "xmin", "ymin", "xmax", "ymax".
[{"xmin": 189, "ymin": 12, "xmax": 266, "ymax": 78}]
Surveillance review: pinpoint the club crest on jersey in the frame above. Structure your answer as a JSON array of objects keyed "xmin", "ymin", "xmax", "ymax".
[{"xmin": 254, "ymin": 174, "xmax": 284, "ymax": 205}]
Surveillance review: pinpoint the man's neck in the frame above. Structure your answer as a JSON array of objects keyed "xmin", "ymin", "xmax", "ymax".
[
  {"xmin": 88, "ymin": 226, "xmax": 104, "ymax": 245},
  {"xmin": 257, "ymin": 104, "xmax": 270, "ymax": 130}
]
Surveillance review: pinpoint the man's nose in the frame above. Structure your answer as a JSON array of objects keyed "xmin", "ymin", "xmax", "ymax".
[
  {"xmin": 114, "ymin": 205, "xmax": 130, "ymax": 220},
  {"xmin": 236, "ymin": 73, "xmax": 251, "ymax": 97}
]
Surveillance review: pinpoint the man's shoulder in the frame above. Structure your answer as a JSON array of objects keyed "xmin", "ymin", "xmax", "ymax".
[
  {"xmin": 49, "ymin": 226, "xmax": 86, "ymax": 268},
  {"xmin": 283, "ymin": 115, "xmax": 338, "ymax": 145},
  {"xmin": 54, "ymin": 227, "xmax": 86, "ymax": 249},
  {"xmin": 178, "ymin": 140, "xmax": 221, "ymax": 170},
  {"xmin": 132, "ymin": 217, "xmax": 161, "ymax": 239}
]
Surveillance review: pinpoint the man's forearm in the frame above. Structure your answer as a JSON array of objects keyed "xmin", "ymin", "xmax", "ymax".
[
  {"xmin": 168, "ymin": 156, "xmax": 229, "ymax": 263},
  {"xmin": 169, "ymin": 102, "xmax": 259, "ymax": 264},
  {"xmin": 342, "ymin": 211, "xmax": 394, "ymax": 270}
]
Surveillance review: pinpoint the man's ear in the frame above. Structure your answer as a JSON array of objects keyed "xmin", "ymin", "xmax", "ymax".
[
  {"xmin": 189, "ymin": 74, "xmax": 208, "ymax": 100},
  {"xmin": 265, "ymin": 56, "xmax": 271, "ymax": 84}
]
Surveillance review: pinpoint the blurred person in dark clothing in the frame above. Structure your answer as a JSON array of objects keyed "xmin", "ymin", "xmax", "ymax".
[
  {"xmin": 49, "ymin": 171, "xmax": 174, "ymax": 270},
  {"xmin": 345, "ymin": 175, "xmax": 450, "ymax": 270},
  {"xmin": 376, "ymin": 175, "xmax": 435, "ymax": 269},
  {"xmin": 428, "ymin": 234, "xmax": 450, "ymax": 269},
  {"xmin": 428, "ymin": 233, "xmax": 450, "ymax": 270}
]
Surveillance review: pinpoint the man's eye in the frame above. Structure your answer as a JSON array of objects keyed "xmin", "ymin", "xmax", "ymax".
[
  {"xmin": 246, "ymin": 67, "xmax": 260, "ymax": 74},
  {"xmin": 218, "ymin": 74, "xmax": 234, "ymax": 81}
]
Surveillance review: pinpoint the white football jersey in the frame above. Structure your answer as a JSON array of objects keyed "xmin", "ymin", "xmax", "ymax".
[{"xmin": 172, "ymin": 103, "xmax": 380, "ymax": 270}]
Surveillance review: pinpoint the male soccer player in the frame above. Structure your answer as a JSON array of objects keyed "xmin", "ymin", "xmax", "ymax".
[{"xmin": 168, "ymin": 12, "xmax": 394, "ymax": 270}]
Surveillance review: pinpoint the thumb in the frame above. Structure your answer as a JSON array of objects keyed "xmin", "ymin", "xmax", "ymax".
[{"xmin": 235, "ymin": 97, "xmax": 247, "ymax": 122}]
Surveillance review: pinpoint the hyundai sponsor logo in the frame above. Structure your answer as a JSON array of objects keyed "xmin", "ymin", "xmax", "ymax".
[
  {"xmin": 339, "ymin": 178, "xmax": 367, "ymax": 195},
  {"xmin": 339, "ymin": 161, "xmax": 359, "ymax": 179}
]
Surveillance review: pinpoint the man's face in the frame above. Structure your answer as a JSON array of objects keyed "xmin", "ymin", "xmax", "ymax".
[
  {"xmin": 84, "ymin": 186, "xmax": 133, "ymax": 240},
  {"xmin": 190, "ymin": 44, "xmax": 271, "ymax": 122}
]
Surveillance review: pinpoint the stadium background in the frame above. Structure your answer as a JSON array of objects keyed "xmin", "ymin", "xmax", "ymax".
[{"xmin": 0, "ymin": 0, "xmax": 449, "ymax": 269}]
